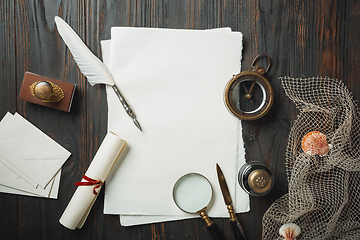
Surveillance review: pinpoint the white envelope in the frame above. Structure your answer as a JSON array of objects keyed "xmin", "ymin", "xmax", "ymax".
[
  {"xmin": 102, "ymin": 27, "xmax": 249, "ymax": 220},
  {"xmin": 0, "ymin": 112, "xmax": 63, "ymax": 198},
  {"xmin": 0, "ymin": 168, "xmax": 61, "ymax": 199},
  {"xmin": 0, "ymin": 112, "xmax": 70, "ymax": 189}
]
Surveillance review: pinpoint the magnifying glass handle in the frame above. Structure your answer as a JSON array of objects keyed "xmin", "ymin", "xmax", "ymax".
[
  {"xmin": 207, "ymin": 223, "xmax": 226, "ymax": 240},
  {"xmin": 230, "ymin": 218, "xmax": 247, "ymax": 240},
  {"xmin": 200, "ymin": 211, "xmax": 225, "ymax": 240}
]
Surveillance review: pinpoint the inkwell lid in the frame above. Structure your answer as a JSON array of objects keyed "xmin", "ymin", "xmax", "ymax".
[{"xmin": 247, "ymin": 169, "xmax": 272, "ymax": 194}]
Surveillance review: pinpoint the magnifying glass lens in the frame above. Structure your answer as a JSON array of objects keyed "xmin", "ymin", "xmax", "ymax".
[{"xmin": 173, "ymin": 173, "xmax": 212, "ymax": 213}]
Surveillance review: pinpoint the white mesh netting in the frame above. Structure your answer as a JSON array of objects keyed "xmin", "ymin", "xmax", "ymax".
[{"xmin": 262, "ymin": 76, "xmax": 360, "ymax": 239}]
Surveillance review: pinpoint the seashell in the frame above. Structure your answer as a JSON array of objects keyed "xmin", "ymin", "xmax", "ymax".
[
  {"xmin": 279, "ymin": 223, "xmax": 301, "ymax": 240},
  {"xmin": 301, "ymin": 131, "xmax": 330, "ymax": 156}
]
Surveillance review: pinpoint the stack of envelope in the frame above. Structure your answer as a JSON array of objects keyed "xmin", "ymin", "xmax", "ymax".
[
  {"xmin": 0, "ymin": 112, "xmax": 71, "ymax": 198},
  {"xmin": 101, "ymin": 27, "xmax": 249, "ymax": 226}
]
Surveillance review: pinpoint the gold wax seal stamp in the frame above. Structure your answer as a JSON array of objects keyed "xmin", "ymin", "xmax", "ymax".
[{"xmin": 30, "ymin": 81, "xmax": 64, "ymax": 102}]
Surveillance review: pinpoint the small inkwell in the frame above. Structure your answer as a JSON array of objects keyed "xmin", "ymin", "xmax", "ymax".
[{"xmin": 238, "ymin": 162, "xmax": 273, "ymax": 196}]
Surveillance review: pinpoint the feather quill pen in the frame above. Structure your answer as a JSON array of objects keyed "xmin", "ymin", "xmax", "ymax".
[{"xmin": 54, "ymin": 16, "xmax": 142, "ymax": 131}]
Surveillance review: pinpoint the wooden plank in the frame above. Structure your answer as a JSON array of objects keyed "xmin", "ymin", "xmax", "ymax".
[
  {"xmin": 0, "ymin": 1, "xmax": 16, "ymax": 113},
  {"xmin": 338, "ymin": 1, "xmax": 360, "ymax": 95},
  {"xmin": 0, "ymin": 1, "xmax": 18, "ymax": 240},
  {"xmin": 10, "ymin": 0, "xmax": 87, "ymax": 239},
  {"xmin": 220, "ymin": 1, "xmax": 291, "ymax": 239}
]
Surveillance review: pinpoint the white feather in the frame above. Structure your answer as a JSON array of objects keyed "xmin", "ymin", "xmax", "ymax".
[{"xmin": 54, "ymin": 16, "xmax": 115, "ymax": 86}]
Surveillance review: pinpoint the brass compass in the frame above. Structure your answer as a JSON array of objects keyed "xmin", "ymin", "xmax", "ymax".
[{"xmin": 224, "ymin": 54, "xmax": 274, "ymax": 120}]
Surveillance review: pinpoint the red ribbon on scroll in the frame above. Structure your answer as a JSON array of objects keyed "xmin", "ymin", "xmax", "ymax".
[{"xmin": 75, "ymin": 175, "xmax": 103, "ymax": 195}]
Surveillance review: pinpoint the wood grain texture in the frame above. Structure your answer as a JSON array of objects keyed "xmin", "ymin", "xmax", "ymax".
[
  {"xmin": 0, "ymin": 1, "xmax": 18, "ymax": 240},
  {"xmin": 1, "ymin": 0, "xmax": 360, "ymax": 239}
]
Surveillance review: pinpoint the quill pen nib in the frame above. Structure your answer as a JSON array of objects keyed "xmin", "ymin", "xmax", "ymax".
[
  {"xmin": 133, "ymin": 119, "xmax": 142, "ymax": 132},
  {"xmin": 112, "ymin": 85, "xmax": 142, "ymax": 132}
]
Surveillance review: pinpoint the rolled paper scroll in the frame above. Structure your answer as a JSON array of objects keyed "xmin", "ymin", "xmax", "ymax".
[{"xmin": 59, "ymin": 131, "xmax": 126, "ymax": 229}]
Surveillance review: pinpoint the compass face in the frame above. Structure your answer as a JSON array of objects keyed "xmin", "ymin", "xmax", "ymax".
[
  {"xmin": 224, "ymin": 71, "xmax": 274, "ymax": 120},
  {"xmin": 231, "ymin": 78, "xmax": 266, "ymax": 114}
]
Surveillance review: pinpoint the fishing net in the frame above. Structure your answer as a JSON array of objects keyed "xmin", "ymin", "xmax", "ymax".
[{"xmin": 262, "ymin": 76, "xmax": 360, "ymax": 239}]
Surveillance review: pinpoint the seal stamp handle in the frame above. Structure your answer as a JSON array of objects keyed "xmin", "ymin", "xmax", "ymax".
[{"xmin": 30, "ymin": 81, "xmax": 64, "ymax": 103}]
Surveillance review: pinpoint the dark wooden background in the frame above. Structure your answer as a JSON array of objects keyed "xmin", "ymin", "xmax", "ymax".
[{"xmin": 1, "ymin": 1, "xmax": 360, "ymax": 239}]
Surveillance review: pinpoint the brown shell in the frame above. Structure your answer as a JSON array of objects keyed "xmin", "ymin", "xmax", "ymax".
[{"xmin": 301, "ymin": 131, "xmax": 329, "ymax": 156}]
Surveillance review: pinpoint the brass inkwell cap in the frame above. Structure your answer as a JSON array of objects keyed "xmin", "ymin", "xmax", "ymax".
[
  {"xmin": 248, "ymin": 169, "xmax": 272, "ymax": 194},
  {"xmin": 238, "ymin": 161, "xmax": 274, "ymax": 196}
]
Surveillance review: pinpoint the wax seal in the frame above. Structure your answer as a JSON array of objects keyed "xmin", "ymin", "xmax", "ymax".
[
  {"xmin": 30, "ymin": 81, "xmax": 64, "ymax": 102},
  {"xmin": 20, "ymin": 72, "xmax": 76, "ymax": 112},
  {"xmin": 238, "ymin": 161, "xmax": 273, "ymax": 196}
]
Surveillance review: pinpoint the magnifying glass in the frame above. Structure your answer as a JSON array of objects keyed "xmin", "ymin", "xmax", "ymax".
[{"xmin": 173, "ymin": 173, "xmax": 225, "ymax": 240}]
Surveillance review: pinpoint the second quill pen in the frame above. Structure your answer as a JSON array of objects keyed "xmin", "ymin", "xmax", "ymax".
[{"xmin": 54, "ymin": 16, "xmax": 142, "ymax": 131}]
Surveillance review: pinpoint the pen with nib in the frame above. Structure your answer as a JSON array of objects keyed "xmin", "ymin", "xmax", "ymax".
[
  {"xmin": 55, "ymin": 16, "xmax": 142, "ymax": 131},
  {"xmin": 111, "ymin": 85, "xmax": 142, "ymax": 131},
  {"xmin": 216, "ymin": 163, "xmax": 247, "ymax": 240}
]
